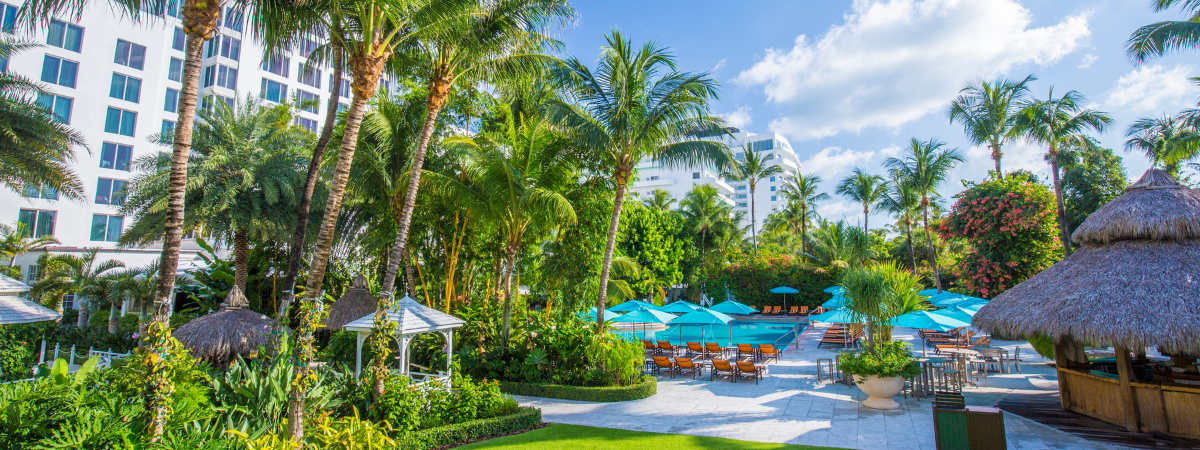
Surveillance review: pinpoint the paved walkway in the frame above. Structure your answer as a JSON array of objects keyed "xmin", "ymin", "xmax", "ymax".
[{"xmin": 514, "ymin": 322, "xmax": 1134, "ymax": 450}]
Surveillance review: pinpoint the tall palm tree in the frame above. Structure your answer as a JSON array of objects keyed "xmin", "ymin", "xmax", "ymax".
[
  {"xmin": 947, "ymin": 75, "xmax": 1034, "ymax": 177},
  {"xmin": 433, "ymin": 103, "xmax": 576, "ymax": 345},
  {"xmin": 679, "ymin": 185, "xmax": 737, "ymax": 298},
  {"xmin": 0, "ymin": 223, "xmax": 59, "ymax": 277},
  {"xmin": 1126, "ymin": 0, "xmax": 1200, "ymax": 62},
  {"xmin": 1017, "ymin": 89, "xmax": 1112, "ymax": 257},
  {"xmin": 879, "ymin": 172, "xmax": 921, "ymax": 272},
  {"xmin": 835, "ymin": 167, "xmax": 886, "ymax": 234},
  {"xmin": 377, "ymin": 0, "xmax": 575, "ymax": 298},
  {"xmin": 0, "ymin": 36, "xmax": 85, "ymax": 200},
  {"xmin": 548, "ymin": 31, "xmax": 729, "ymax": 331},
  {"xmin": 801, "ymin": 219, "xmax": 873, "ymax": 275},
  {"xmin": 724, "ymin": 145, "xmax": 783, "ymax": 257},
  {"xmin": 779, "ymin": 172, "xmax": 828, "ymax": 254},
  {"xmin": 121, "ymin": 98, "xmax": 310, "ymax": 294},
  {"xmin": 1125, "ymin": 114, "xmax": 1200, "ymax": 178},
  {"xmin": 643, "ymin": 189, "xmax": 676, "ymax": 212},
  {"xmin": 883, "ymin": 138, "xmax": 963, "ymax": 291},
  {"xmin": 31, "ymin": 249, "xmax": 124, "ymax": 324}
]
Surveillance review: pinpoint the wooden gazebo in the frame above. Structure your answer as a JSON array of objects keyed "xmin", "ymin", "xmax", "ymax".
[{"xmin": 975, "ymin": 169, "xmax": 1200, "ymax": 439}]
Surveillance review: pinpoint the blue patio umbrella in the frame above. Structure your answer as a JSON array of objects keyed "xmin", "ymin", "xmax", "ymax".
[
  {"xmin": 807, "ymin": 308, "xmax": 861, "ymax": 324},
  {"xmin": 940, "ymin": 296, "xmax": 988, "ymax": 307},
  {"xmin": 611, "ymin": 306, "xmax": 675, "ymax": 341},
  {"xmin": 658, "ymin": 301, "xmax": 703, "ymax": 314},
  {"xmin": 770, "ymin": 286, "xmax": 800, "ymax": 312},
  {"xmin": 824, "ymin": 286, "xmax": 847, "ymax": 294},
  {"xmin": 821, "ymin": 293, "xmax": 849, "ymax": 309},
  {"xmin": 672, "ymin": 309, "xmax": 736, "ymax": 347},
  {"xmin": 928, "ymin": 292, "xmax": 973, "ymax": 307},
  {"xmin": 608, "ymin": 300, "xmax": 662, "ymax": 312},
  {"xmin": 955, "ymin": 300, "xmax": 987, "ymax": 311},
  {"xmin": 710, "ymin": 300, "xmax": 758, "ymax": 315},
  {"xmin": 888, "ymin": 311, "xmax": 970, "ymax": 357},
  {"xmin": 919, "ymin": 288, "xmax": 943, "ymax": 296},
  {"xmin": 578, "ymin": 307, "xmax": 622, "ymax": 320},
  {"xmin": 932, "ymin": 306, "xmax": 976, "ymax": 324}
]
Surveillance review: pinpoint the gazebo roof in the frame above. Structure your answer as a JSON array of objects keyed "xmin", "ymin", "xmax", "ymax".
[
  {"xmin": 323, "ymin": 275, "xmax": 378, "ymax": 330},
  {"xmin": 0, "ymin": 275, "xmax": 60, "ymax": 324},
  {"xmin": 344, "ymin": 295, "xmax": 463, "ymax": 335},
  {"xmin": 175, "ymin": 286, "xmax": 275, "ymax": 365},
  {"xmin": 974, "ymin": 169, "xmax": 1200, "ymax": 353},
  {"xmin": 0, "ymin": 274, "xmax": 30, "ymax": 295}
]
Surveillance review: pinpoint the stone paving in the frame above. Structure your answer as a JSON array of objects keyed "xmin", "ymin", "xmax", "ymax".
[{"xmin": 513, "ymin": 321, "xmax": 1134, "ymax": 450}]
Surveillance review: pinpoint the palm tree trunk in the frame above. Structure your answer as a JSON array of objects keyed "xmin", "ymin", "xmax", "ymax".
[
  {"xmin": 233, "ymin": 229, "xmax": 249, "ymax": 294},
  {"xmin": 1048, "ymin": 147, "xmax": 1072, "ymax": 257},
  {"xmin": 76, "ymin": 298, "xmax": 88, "ymax": 327},
  {"xmin": 904, "ymin": 218, "xmax": 918, "ymax": 273},
  {"xmin": 380, "ymin": 77, "xmax": 452, "ymax": 296},
  {"xmin": 750, "ymin": 185, "xmax": 758, "ymax": 258},
  {"xmin": 921, "ymin": 200, "xmax": 943, "ymax": 291},
  {"xmin": 500, "ymin": 243, "xmax": 518, "ymax": 346},
  {"xmin": 108, "ymin": 303, "xmax": 120, "ymax": 334},
  {"xmin": 595, "ymin": 174, "xmax": 629, "ymax": 333},
  {"xmin": 278, "ymin": 41, "xmax": 344, "ymax": 319},
  {"xmin": 146, "ymin": 7, "xmax": 220, "ymax": 440},
  {"xmin": 800, "ymin": 206, "xmax": 807, "ymax": 255},
  {"xmin": 403, "ymin": 247, "xmax": 414, "ymax": 297},
  {"xmin": 863, "ymin": 207, "xmax": 869, "ymax": 234},
  {"xmin": 991, "ymin": 140, "xmax": 1003, "ymax": 177}
]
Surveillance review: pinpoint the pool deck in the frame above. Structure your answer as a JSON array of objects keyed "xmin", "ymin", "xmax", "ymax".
[{"xmin": 514, "ymin": 321, "xmax": 1134, "ymax": 450}]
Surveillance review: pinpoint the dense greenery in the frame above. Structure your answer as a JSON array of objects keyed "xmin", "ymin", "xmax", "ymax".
[
  {"xmin": 396, "ymin": 406, "xmax": 542, "ymax": 450},
  {"xmin": 838, "ymin": 340, "xmax": 922, "ymax": 379},
  {"xmin": 708, "ymin": 257, "xmax": 834, "ymax": 308},
  {"xmin": 497, "ymin": 374, "xmax": 657, "ymax": 402}
]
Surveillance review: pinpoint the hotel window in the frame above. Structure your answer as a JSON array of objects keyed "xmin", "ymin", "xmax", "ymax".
[
  {"xmin": 771, "ymin": 196, "xmax": 777, "ymax": 202},
  {"xmin": 95, "ymin": 178, "xmax": 127, "ymax": 205},
  {"xmin": 295, "ymin": 90, "xmax": 319, "ymax": 114},
  {"xmin": 25, "ymin": 265, "xmax": 39, "ymax": 284},
  {"xmin": 295, "ymin": 117, "xmax": 317, "ymax": 133},
  {"xmin": 770, "ymin": 186, "xmax": 776, "ymax": 191},
  {"xmin": 217, "ymin": 65, "xmax": 237, "ymax": 89},
  {"xmin": 109, "ymin": 73, "xmax": 141, "ymax": 103},
  {"xmin": 40, "ymin": 55, "xmax": 78, "ymax": 88},
  {"xmin": 99, "ymin": 143, "xmax": 133, "ymax": 171},
  {"xmin": 263, "ymin": 55, "xmax": 289, "ymax": 77},
  {"xmin": 222, "ymin": 7, "xmax": 244, "ymax": 32},
  {"xmin": 736, "ymin": 194, "xmax": 747, "ymax": 199},
  {"xmin": 736, "ymin": 185, "xmax": 746, "ymax": 190},
  {"xmin": 0, "ymin": 3, "xmax": 16, "ymax": 33},
  {"xmin": 260, "ymin": 78, "xmax": 287, "ymax": 103},
  {"xmin": 648, "ymin": 176, "xmax": 659, "ymax": 181},
  {"xmin": 220, "ymin": 36, "xmax": 241, "ymax": 60},
  {"xmin": 692, "ymin": 172, "xmax": 700, "ymax": 179},
  {"xmin": 22, "ymin": 184, "xmax": 58, "ymax": 200},
  {"xmin": 17, "ymin": 209, "xmax": 56, "ymax": 238},
  {"xmin": 329, "ymin": 74, "xmax": 350, "ymax": 98},
  {"xmin": 166, "ymin": 0, "xmax": 181, "ymax": 18},
  {"xmin": 35, "ymin": 93, "xmax": 72, "ymax": 124},
  {"xmin": 164, "ymin": 88, "xmax": 179, "ymax": 113},
  {"xmin": 114, "ymin": 39, "xmax": 146, "ymax": 70},
  {"xmin": 299, "ymin": 39, "xmax": 318, "ymax": 58},
  {"xmin": 172, "ymin": 27, "xmax": 185, "ymax": 52},
  {"xmin": 168, "ymin": 58, "xmax": 182, "ymax": 82},
  {"xmin": 90, "ymin": 214, "xmax": 124, "ymax": 242},
  {"xmin": 769, "ymin": 176, "xmax": 776, "ymax": 182},
  {"xmin": 298, "ymin": 63, "xmax": 321, "ymax": 88},
  {"xmin": 46, "ymin": 20, "xmax": 83, "ymax": 52},
  {"xmin": 161, "ymin": 120, "xmax": 175, "ymax": 137},
  {"xmin": 751, "ymin": 139, "xmax": 775, "ymax": 152},
  {"xmin": 737, "ymin": 202, "xmax": 747, "ymax": 208},
  {"xmin": 105, "ymin": 107, "xmax": 137, "ymax": 136}
]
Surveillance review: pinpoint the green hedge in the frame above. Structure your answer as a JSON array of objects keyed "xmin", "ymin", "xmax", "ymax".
[
  {"xmin": 497, "ymin": 374, "xmax": 656, "ymax": 402},
  {"xmin": 394, "ymin": 406, "xmax": 542, "ymax": 450},
  {"xmin": 708, "ymin": 256, "xmax": 835, "ymax": 308}
]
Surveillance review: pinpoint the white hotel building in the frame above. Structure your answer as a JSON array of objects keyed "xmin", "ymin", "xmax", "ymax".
[
  {"xmin": 0, "ymin": 3, "xmax": 362, "ymax": 304},
  {"xmin": 628, "ymin": 131, "xmax": 802, "ymax": 228}
]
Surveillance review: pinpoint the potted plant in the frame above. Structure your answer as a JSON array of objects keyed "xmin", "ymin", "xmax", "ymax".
[{"xmin": 838, "ymin": 340, "xmax": 921, "ymax": 409}]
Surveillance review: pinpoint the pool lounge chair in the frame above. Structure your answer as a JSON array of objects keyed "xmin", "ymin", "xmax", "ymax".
[
  {"xmin": 748, "ymin": 305, "xmax": 757, "ymax": 313},
  {"xmin": 686, "ymin": 342, "xmax": 705, "ymax": 358},
  {"xmin": 711, "ymin": 359, "xmax": 737, "ymax": 382},
  {"xmin": 735, "ymin": 361, "xmax": 767, "ymax": 384},
  {"xmin": 651, "ymin": 356, "xmax": 676, "ymax": 377},
  {"xmin": 737, "ymin": 343, "xmax": 757, "ymax": 361},
  {"xmin": 758, "ymin": 344, "xmax": 783, "ymax": 363},
  {"xmin": 657, "ymin": 341, "xmax": 681, "ymax": 356},
  {"xmin": 704, "ymin": 342, "xmax": 726, "ymax": 359},
  {"xmin": 788, "ymin": 306, "xmax": 799, "ymax": 315},
  {"xmin": 675, "ymin": 357, "xmax": 703, "ymax": 379},
  {"xmin": 642, "ymin": 340, "xmax": 658, "ymax": 355},
  {"xmin": 772, "ymin": 306, "xmax": 783, "ymax": 315},
  {"xmin": 798, "ymin": 306, "xmax": 809, "ymax": 316}
]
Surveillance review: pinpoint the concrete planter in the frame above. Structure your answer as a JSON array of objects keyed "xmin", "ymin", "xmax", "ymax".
[{"xmin": 854, "ymin": 375, "xmax": 905, "ymax": 410}]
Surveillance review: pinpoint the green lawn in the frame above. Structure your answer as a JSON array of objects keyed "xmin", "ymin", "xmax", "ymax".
[{"xmin": 458, "ymin": 424, "xmax": 849, "ymax": 450}]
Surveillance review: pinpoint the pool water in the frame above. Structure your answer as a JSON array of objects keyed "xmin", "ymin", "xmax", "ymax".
[{"xmin": 619, "ymin": 321, "xmax": 807, "ymax": 346}]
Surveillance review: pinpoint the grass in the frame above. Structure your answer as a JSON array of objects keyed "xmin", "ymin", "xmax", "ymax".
[{"xmin": 457, "ymin": 424, "xmax": 849, "ymax": 450}]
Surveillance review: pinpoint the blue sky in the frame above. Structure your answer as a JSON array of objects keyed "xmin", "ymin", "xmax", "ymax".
[{"xmin": 553, "ymin": 0, "xmax": 1198, "ymax": 226}]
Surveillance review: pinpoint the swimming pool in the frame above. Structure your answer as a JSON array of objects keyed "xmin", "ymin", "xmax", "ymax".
[{"xmin": 618, "ymin": 321, "xmax": 807, "ymax": 346}]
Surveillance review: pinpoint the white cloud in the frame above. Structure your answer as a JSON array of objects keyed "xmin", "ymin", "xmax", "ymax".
[
  {"xmin": 951, "ymin": 140, "xmax": 1050, "ymax": 185},
  {"xmin": 1102, "ymin": 64, "xmax": 1199, "ymax": 115},
  {"xmin": 1078, "ymin": 53, "xmax": 1098, "ymax": 69},
  {"xmin": 817, "ymin": 200, "xmax": 862, "ymax": 222},
  {"xmin": 719, "ymin": 106, "xmax": 753, "ymax": 130},
  {"xmin": 711, "ymin": 58, "xmax": 726, "ymax": 73},
  {"xmin": 799, "ymin": 146, "xmax": 878, "ymax": 177},
  {"xmin": 736, "ymin": 0, "xmax": 1091, "ymax": 140}
]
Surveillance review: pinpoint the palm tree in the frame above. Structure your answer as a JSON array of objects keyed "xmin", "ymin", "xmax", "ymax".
[
  {"xmin": 724, "ymin": 146, "xmax": 783, "ymax": 257},
  {"xmin": 31, "ymin": 249, "xmax": 124, "ymax": 325},
  {"xmin": 432, "ymin": 103, "xmax": 577, "ymax": 345},
  {"xmin": 779, "ymin": 173, "xmax": 829, "ymax": 254},
  {"xmin": 121, "ymin": 98, "xmax": 310, "ymax": 294},
  {"xmin": 643, "ymin": 189, "xmax": 676, "ymax": 212},
  {"xmin": 1126, "ymin": 0, "xmax": 1200, "ymax": 62},
  {"xmin": 0, "ymin": 223, "xmax": 59, "ymax": 277},
  {"xmin": 801, "ymin": 219, "xmax": 873, "ymax": 275},
  {"xmin": 879, "ymin": 172, "xmax": 921, "ymax": 272},
  {"xmin": 1016, "ymin": 89, "xmax": 1112, "ymax": 257},
  {"xmin": 377, "ymin": 0, "xmax": 574, "ymax": 298},
  {"xmin": 1125, "ymin": 114, "xmax": 1200, "ymax": 178},
  {"xmin": 0, "ymin": 36, "xmax": 85, "ymax": 200},
  {"xmin": 547, "ymin": 31, "xmax": 729, "ymax": 331},
  {"xmin": 947, "ymin": 75, "xmax": 1034, "ymax": 177},
  {"xmin": 679, "ymin": 185, "xmax": 737, "ymax": 298},
  {"xmin": 835, "ymin": 168, "xmax": 886, "ymax": 234},
  {"xmin": 883, "ymin": 138, "xmax": 963, "ymax": 291}
]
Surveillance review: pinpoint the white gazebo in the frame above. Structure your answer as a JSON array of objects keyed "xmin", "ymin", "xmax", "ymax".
[
  {"xmin": 343, "ymin": 295, "xmax": 464, "ymax": 387},
  {"xmin": 0, "ymin": 275, "xmax": 60, "ymax": 325}
]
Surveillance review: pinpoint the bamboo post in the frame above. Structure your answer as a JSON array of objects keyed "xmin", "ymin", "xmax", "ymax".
[
  {"xmin": 1054, "ymin": 338, "xmax": 1072, "ymax": 411},
  {"xmin": 1114, "ymin": 345, "xmax": 1142, "ymax": 432}
]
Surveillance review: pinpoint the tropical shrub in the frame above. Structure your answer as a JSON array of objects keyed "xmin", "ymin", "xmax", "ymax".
[
  {"xmin": 1028, "ymin": 334, "xmax": 1056, "ymax": 360},
  {"xmin": 367, "ymin": 374, "xmax": 511, "ymax": 433},
  {"xmin": 394, "ymin": 406, "xmax": 541, "ymax": 450},
  {"xmin": 838, "ymin": 340, "xmax": 921, "ymax": 379},
  {"xmin": 708, "ymin": 256, "xmax": 835, "ymax": 308},
  {"xmin": 942, "ymin": 173, "xmax": 1062, "ymax": 298},
  {"xmin": 497, "ymin": 374, "xmax": 657, "ymax": 402},
  {"xmin": 0, "ymin": 321, "xmax": 56, "ymax": 381},
  {"xmin": 208, "ymin": 342, "xmax": 342, "ymax": 436}
]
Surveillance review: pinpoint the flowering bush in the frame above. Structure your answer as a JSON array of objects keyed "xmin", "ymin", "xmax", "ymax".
[{"xmin": 942, "ymin": 174, "xmax": 1062, "ymax": 298}]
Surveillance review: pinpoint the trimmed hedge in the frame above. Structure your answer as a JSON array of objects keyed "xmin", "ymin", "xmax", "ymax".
[
  {"xmin": 394, "ymin": 406, "xmax": 542, "ymax": 450},
  {"xmin": 497, "ymin": 374, "xmax": 656, "ymax": 402}
]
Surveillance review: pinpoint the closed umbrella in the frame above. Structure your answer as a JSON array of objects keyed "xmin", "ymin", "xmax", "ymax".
[
  {"xmin": 612, "ymin": 306, "xmax": 675, "ymax": 340},
  {"xmin": 889, "ymin": 311, "xmax": 971, "ymax": 357},
  {"xmin": 770, "ymin": 286, "xmax": 800, "ymax": 312},
  {"xmin": 710, "ymin": 300, "xmax": 757, "ymax": 315},
  {"xmin": 658, "ymin": 301, "xmax": 703, "ymax": 314},
  {"xmin": 672, "ymin": 309, "xmax": 736, "ymax": 348},
  {"xmin": 608, "ymin": 300, "xmax": 662, "ymax": 312}
]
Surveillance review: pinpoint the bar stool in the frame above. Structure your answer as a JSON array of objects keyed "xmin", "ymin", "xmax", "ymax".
[{"xmin": 816, "ymin": 358, "xmax": 834, "ymax": 383}]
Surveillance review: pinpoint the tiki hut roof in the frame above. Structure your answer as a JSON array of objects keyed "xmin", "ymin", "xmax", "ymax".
[
  {"xmin": 323, "ymin": 275, "xmax": 378, "ymax": 331},
  {"xmin": 174, "ymin": 286, "xmax": 274, "ymax": 365},
  {"xmin": 974, "ymin": 169, "xmax": 1200, "ymax": 354}
]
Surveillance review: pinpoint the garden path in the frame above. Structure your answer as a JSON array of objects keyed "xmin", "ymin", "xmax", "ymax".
[{"xmin": 513, "ymin": 321, "xmax": 1134, "ymax": 450}]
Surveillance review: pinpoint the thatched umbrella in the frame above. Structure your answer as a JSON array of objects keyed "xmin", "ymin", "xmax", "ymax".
[
  {"xmin": 323, "ymin": 275, "xmax": 378, "ymax": 331},
  {"xmin": 175, "ymin": 286, "xmax": 274, "ymax": 366}
]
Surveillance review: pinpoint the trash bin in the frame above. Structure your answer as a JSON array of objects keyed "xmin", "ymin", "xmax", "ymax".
[{"xmin": 934, "ymin": 404, "xmax": 1006, "ymax": 450}]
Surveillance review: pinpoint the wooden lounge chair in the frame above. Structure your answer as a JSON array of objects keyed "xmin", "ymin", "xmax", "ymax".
[
  {"xmin": 772, "ymin": 306, "xmax": 783, "ymax": 315},
  {"xmin": 675, "ymin": 357, "xmax": 703, "ymax": 379},
  {"xmin": 971, "ymin": 337, "xmax": 992, "ymax": 349},
  {"xmin": 758, "ymin": 344, "xmax": 783, "ymax": 363},
  {"xmin": 711, "ymin": 359, "xmax": 737, "ymax": 382},
  {"xmin": 704, "ymin": 342, "xmax": 726, "ymax": 359},
  {"xmin": 651, "ymin": 356, "xmax": 676, "ymax": 377},
  {"xmin": 748, "ymin": 305, "xmax": 757, "ymax": 313},
  {"xmin": 788, "ymin": 306, "xmax": 799, "ymax": 316},
  {"xmin": 657, "ymin": 341, "xmax": 680, "ymax": 356},
  {"xmin": 798, "ymin": 306, "xmax": 809, "ymax": 316},
  {"xmin": 686, "ymin": 341, "xmax": 705, "ymax": 358},
  {"xmin": 642, "ymin": 340, "xmax": 658, "ymax": 355},
  {"xmin": 735, "ymin": 361, "xmax": 766, "ymax": 384},
  {"xmin": 737, "ymin": 343, "xmax": 757, "ymax": 361}
]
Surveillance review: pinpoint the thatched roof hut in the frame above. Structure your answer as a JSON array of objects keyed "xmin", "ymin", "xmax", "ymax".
[
  {"xmin": 974, "ymin": 169, "xmax": 1200, "ymax": 354},
  {"xmin": 175, "ymin": 286, "xmax": 274, "ymax": 366},
  {"xmin": 323, "ymin": 275, "xmax": 378, "ymax": 331}
]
